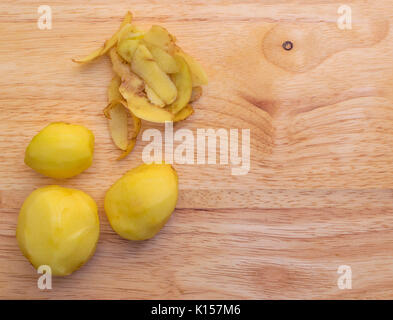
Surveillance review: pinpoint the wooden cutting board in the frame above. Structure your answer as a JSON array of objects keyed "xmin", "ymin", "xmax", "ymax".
[{"xmin": 1, "ymin": 0, "xmax": 393, "ymax": 299}]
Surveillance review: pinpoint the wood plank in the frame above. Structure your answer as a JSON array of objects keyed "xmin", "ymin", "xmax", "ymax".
[{"xmin": 1, "ymin": 0, "xmax": 393, "ymax": 299}]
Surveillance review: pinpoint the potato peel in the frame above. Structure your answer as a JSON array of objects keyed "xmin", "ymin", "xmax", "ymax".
[
  {"xmin": 108, "ymin": 76, "xmax": 123, "ymax": 101},
  {"xmin": 72, "ymin": 11, "xmax": 133, "ymax": 64},
  {"xmin": 174, "ymin": 105, "xmax": 194, "ymax": 122},
  {"xmin": 117, "ymin": 106, "xmax": 141, "ymax": 160},
  {"xmin": 166, "ymin": 54, "xmax": 192, "ymax": 114},
  {"xmin": 104, "ymin": 99, "xmax": 141, "ymax": 159},
  {"xmin": 143, "ymin": 25, "xmax": 176, "ymax": 53},
  {"xmin": 145, "ymin": 44, "xmax": 180, "ymax": 74},
  {"xmin": 117, "ymin": 23, "xmax": 144, "ymax": 43},
  {"xmin": 175, "ymin": 47, "xmax": 208, "ymax": 86},
  {"xmin": 131, "ymin": 44, "xmax": 177, "ymax": 105},
  {"xmin": 145, "ymin": 84, "xmax": 165, "ymax": 107},
  {"xmin": 119, "ymin": 79, "xmax": 174, "ymax": 123},
  {"xmin": 105, "ymin": 76, "xmax": 141, "ymax": 157},
  {"xmin": 74, "ymin": 11, "xmax": 208, "ymax": 159},
  {"xmin": 117, "ymin": 39, "xmax": 140, "ymax": 63},
  {"xmin": 104, "ymin": 101, "xmax": 129, "ymax": 151}
]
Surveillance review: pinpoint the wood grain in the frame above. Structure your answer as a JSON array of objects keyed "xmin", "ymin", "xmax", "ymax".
[{"xmin": 1, "ymin": 0, "xmax": 393, "ymax": 299}]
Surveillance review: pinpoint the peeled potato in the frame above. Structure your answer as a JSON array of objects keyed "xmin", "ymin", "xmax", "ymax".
[
  {"xmin": 25, "ymin": 122, "xmax": 94, "ymax": 179},
  {"xmin": 73, "ymin": 11, "xmax": 133, "ymax": 64},
  {"xmin": 16, "ymin": 186, "xmax": 99, "ymax": 276},
  {"xmin": 175, "ymin": 47, "xmax": 208, "ymax": 86},
  {"xmin": 131, "ymin": 44, "xmax": 177, "ymax": 105},
  {"xmin": 105, "ymin": 163, "xmax": 178, "ymax": 241},
  {"xmin": 174, "ymin": 105, "xmax": 194, "ymax": 122},
  {"xmin": 143, "ymin": 25, "xmax": 176, "ymax": 53},
  {"xmin": 166, "ymin": 54, "xmax": 192, "ymax": 114},
  {"xmin": 145, "ymin": 44, "xmax": 179, "ymax": 74}
]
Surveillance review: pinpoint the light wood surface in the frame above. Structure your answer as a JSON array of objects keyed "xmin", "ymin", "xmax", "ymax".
[{"xmin": 1, "ymin": 0, "xmax": 393, "ymax": 299}]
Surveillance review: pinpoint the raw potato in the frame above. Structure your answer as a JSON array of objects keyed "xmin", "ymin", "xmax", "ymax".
[
  {"xmin": 145, "ymin": 84, "xmax": 165, "ymax": 107},
  {"xmin": 16, "ymin": 186, "xmax": 99, "ymax": 276},
  {"xmin": 131, "ymin": 44, "xmax": 177, "ymax": 105},
  {"xmin": 72, "ymin": 11, "xmax": 133, "ymax": 64},
  {"xmin": 175, "ymin": 47, "xmax": 208, "ymax": 86},
  {"xmin": 25, "ymin": 122, "xmax": 94, "ymax": 179},
  {"xmin": 117, "ymin": 39, "xmax": 140, "ymax": 63},
  {"xmin": 166, "ymin": 54, "xmax": 192, "ymax": 114},
  {"xmin": 104, "ymin": 163, "xmax": 178, "ymax": 241},
  {"xmin": 145, "ymin": 44, "xmax": 179, "ymax": 74},
  {"xmin": 143, "ymin": 25, "xmax": 176, "ymax": 53},
  {"xmin": 174, "ymin": 105, "xmax": 194, "ymax": 122}
]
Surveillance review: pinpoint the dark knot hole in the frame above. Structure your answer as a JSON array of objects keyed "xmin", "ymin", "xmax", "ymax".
[{"xmin": 282, "ymin": 41, "xmax": 293, "ymax": 51}]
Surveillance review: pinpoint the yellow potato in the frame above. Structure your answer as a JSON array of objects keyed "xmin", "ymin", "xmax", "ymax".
[
  {"xmin": 119, "ymin": 79, "xmax": 174, "ymax": 123},
  {"xmin": 16, "ymin": 186, "xmax": 99, "ymax": 276},
  {"xmin": 167, "ymin": 54, "xmax": 192, "ymax": 114},
  {"xmin": 117, "ymin": 39, "xmax": 140, "ymax": 63},
  {"xmin": 131, "ymin": 44, "xmax": 177, "ymax": 105},
  {"xmin": 145, "ymin": 84, "xmax": 165, "ymax": 107},
  {"xmin": 73, "ymin": 11, "xmax": 133, "ymax": 64},
  {"xmin": 143, "ymin": 25, "xmax": 176, "ymax": 53},
  {"xmin": 25, "ymin": 123, "xmax": 94, "ymax": 179},
  {"xmin": 145, "ymin": 44, "xmax": 179, "ymax": 74},
  {"xmin": 175, "ymin": 47, "xmax": 208, "ymax": 86},
  {"xmin": 174, "ymin": 105, "xmax": 194, "ymax": 122},
  {"xmin": 105, "ymin": 163, "xmax": 178, "ymax": 240}
]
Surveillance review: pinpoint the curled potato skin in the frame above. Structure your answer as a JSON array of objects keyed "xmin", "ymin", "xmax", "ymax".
[
  {"xmin": 105, "ymin": 163, "xmax": 178, "ymax": 241},
  {"xmin": 16, "ymin": 186, "xmax": 100, "ymax": 276},
  {"xmin": 73, "ymin": 11, "xmax": 208, "ymax": 158},
  {"xmin": 72, "ymin": 11, "xmax": 133, "ymax": 64},
  {"xmin": 174, "ymin": 105, "xmax": 194, "ymax": 122},
  {"xmin": 166, "ymin": 54, "xmax": 192, "ymax": 114},
  {"xmin": 105, "ymin": 76, "xmax": 142, "ymax": 158}
]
